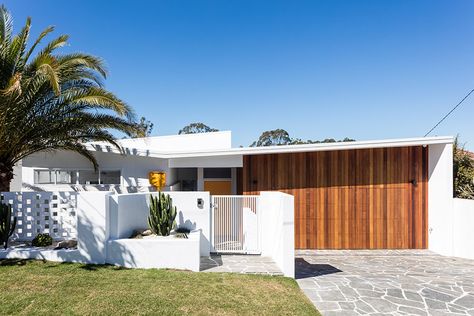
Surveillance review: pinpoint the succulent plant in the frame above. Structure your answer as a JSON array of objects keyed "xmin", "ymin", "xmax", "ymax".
[{"xmin": 147, "ymin": 193, "xmax": 177, "ymax": 236}]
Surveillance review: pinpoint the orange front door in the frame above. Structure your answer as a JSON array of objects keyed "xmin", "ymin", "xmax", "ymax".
[{"xmin": 204, "ymin": 180, "xmax": 232, "ymax": 195}]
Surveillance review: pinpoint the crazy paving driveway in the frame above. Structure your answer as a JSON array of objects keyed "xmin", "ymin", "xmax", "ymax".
[{"xmin": 296, "ymin": 250, "xmax": 474, "ymax": 316}]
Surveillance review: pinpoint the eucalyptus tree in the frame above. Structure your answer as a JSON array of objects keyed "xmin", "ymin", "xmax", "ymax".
[
  {"xmin": 0, "ymin": 6, "xmax": 140, "ymax": 191},
  {"xmin": 178, "ymin": 122, "xmax": 218, "ymax": 134}
]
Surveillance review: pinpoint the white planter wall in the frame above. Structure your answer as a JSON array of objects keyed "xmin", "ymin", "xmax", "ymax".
[
  {"xmin": 108, "ymin": 191, "xmax": 210, "ymax": 256},
  {"xmin": 106, "ymin": 231, "xmax": 201, "ymax": 271}
]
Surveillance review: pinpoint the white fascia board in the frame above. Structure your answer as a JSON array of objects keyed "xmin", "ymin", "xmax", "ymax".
[
  {"xmin": 169, "ymin": 155, "xmax": 243, "ymax": 168},
  {"xmin": 165, "ymin": 136, "xmax": 454, "ymax": 158},
  {"xmin": 85, "ymin": 136, "xmax": 454, "ymax": 159}
]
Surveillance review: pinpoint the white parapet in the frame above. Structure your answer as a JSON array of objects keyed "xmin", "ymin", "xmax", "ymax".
[
  {"xmin": 106, "ymin": 230, "xmax": 201, "ymax": 271},
  {"xmin": 258, "ymin": 191, "xmax": 295, "ymax": 278}
]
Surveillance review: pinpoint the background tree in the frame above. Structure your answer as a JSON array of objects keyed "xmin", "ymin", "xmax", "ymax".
[
  {"xmin": 178, "ymin": 122, "xmax": 218, "ymax": 134},
  {"xmin": 251, "ymin": 129, "xmax": 355, "ymax": 146},
  {"xmin": 250, "ymin": 129, "xmax": 292, "ymax": 147},
  {"xmin": 0, "ymin": 6, "xmax": 140, "ymax": 191},
  {"xmin": 131, "ymin": 116, "xmax": 154, "ymax": 137},
  {"xmin": 453, "ymin": 137, "xmax": 474, "ymax": 199}
]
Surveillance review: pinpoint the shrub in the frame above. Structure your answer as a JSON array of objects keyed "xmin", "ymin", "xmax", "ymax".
[
  {"xmin": 148, "ymin": 193, "xmax": 177, "ymax": 236},
  {"xmin": 32, "ymin": 233, "xmax": 53, "ymax": 247},
  {"xmin": 454, "ymin": 137, "xmax": 474, "ymax": 199},
  {"xmin": 175, "ymin": 226, "xmax": 191, "ymax": 239},
  {"xmin": 0, "ymin": 203, "xmax": 17, "ymax": 249}
]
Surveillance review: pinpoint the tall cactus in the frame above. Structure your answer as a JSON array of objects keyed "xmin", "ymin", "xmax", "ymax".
[
  {"xmin": 0, "ymin": 203, "xmax": 17, "ymax": 249},
  {"xmin": 148, "ymin": 192, "xmax": 177, "ymax": 236}
]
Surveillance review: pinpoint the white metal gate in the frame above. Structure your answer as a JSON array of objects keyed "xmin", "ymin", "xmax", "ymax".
[{"xmin": 211, "ymin": 195, "xmax": 260, "ymax": 254}]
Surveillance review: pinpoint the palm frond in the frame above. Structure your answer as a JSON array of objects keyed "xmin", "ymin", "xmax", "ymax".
[
  {"xmin": 0, "ymin": 5, "xmax": 13, "ymax": 45},
  {"xmin": 24, "ymin": 25, "xmax": 55, "ymax": 63},
  {"xmin": 0, "ymin": 6, "xmax": 143, "ymax": 174}
]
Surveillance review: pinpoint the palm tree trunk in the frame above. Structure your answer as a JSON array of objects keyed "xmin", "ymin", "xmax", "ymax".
[{"xmin": 0, "ymin": 162, "xmax": 13, "ymax": 192}]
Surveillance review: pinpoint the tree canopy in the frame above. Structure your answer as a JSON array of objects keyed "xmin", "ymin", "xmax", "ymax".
[
  {"xmin": 130, "ymin": 116, "xmax": 154, "ymax": 138},
  {"xmin": 178, "ymin": 123, "xmax": 218, "ymax": 135},
  {"xmin": 250, "ymin": 129, "xmax": 355, "ymax": 147},
  {"xmin": 0, "ymin": 6, "xmax": 140, "ymax": 191},
  {"xmin": 454, "ymin": 137, "xmax": 474, "ymax": 199}
]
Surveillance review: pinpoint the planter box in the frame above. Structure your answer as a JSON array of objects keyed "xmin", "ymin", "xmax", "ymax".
[
  {"xmin": 0, "ymin": 247, "xmax": 84, "ymax": 262},
  {"xmin": 106, "ymin": 230, "xmax": 201, "ymax": 271}
]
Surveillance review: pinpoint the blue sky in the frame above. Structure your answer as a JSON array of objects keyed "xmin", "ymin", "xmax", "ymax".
[{"xmin": 8, "ymin": 0, "xmax": 474, "ymax": 148}]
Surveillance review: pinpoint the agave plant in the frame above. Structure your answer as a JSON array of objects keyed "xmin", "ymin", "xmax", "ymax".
[{"xmin": 0, "ymin": 6, "xmax": 142, "ymax": 191}]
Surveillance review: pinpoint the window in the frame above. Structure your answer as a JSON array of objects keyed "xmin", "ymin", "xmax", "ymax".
[
  {"xmin": 56, "ymin": 171, "xmax": 77, "ymax": 184},
  {"xmin": 79, "ymin": 170, "xmax": 100, "ymax": 184},
  {"xmin": 34, "ymin": 169, "xmax": 121, "ymax": 185},
  {"xmin": 203, "ymin": 168, "xmax": 231, "ymax": 179},
  {"xmin": 100, "ymin": 170, "xmax": 121, "ymax": 184},
  {"xmin": 34, "ymin": 170, "xmax": 55, "ymax": 184}
]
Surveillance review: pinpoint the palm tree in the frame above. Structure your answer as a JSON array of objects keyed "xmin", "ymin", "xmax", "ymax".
[{"xmin": 0, "ymin": 6, "xmax": 141, "ymax": 191}]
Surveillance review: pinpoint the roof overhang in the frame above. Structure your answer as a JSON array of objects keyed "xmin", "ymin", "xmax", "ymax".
[{"xmin": 85, "ymin": 136, "xmax": 453, "ymax": 159}]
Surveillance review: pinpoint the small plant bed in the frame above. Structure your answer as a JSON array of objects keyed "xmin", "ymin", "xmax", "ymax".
[
  {"xmin": 0, "ymin": 260, "xmax": 319, "ymax": 315},
  {"xmin": 5, "ymin": 239, "xmax": 77, "ymax": 250},
  {"xmin": 129, "ymin": 192, "xmax": 191, "ymax": 240}
]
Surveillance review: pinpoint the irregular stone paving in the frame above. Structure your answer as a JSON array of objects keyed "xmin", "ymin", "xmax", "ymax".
[
  {"xmin": 200, "ymin": 254, "xmax": 283, "ymax": 275},
  {"xmin": 296, "ymin": 250, "xmax": 474, "ymax": 315}
]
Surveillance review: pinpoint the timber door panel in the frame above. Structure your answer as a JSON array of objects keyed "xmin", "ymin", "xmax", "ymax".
[{"xmin": 240, "ymin": 146, "xmax": 428, "ymax": 249}]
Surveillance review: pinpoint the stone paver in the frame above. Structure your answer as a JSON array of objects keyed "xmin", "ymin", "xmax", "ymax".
[
  {"xmin": 200, "ymin": 254, "xmax": 282, "ymax": 275},
  {"xmin": 296, "ymin": 250, "xmax": 474, "ymax": 315}
]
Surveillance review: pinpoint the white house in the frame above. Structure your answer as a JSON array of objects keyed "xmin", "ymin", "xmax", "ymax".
[{"xmin": 11, "ymin": 131, "xmax": 457, "ymax": 254}]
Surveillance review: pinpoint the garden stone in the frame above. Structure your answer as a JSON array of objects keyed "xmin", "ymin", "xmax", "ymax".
[{"xmin": 54, "ymin": 239, "xmax": 77, "ymax": 249}]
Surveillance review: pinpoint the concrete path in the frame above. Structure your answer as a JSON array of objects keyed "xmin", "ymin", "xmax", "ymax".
[
  {"xmin": 296, "ymin": 250, "xmax": 474, "ymax": 315},
  {"xmin": 200, "ymin": 254, "xmax": 282, "ymax": 275}
]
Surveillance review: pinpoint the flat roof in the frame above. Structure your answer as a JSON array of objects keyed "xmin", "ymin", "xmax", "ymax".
[{"xmin": 87, "ymin": 136, "xmax": 454, "ymax": 159}]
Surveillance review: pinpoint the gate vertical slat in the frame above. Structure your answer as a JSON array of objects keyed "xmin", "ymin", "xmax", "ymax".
[{"xmin": 211, "ymin": 195, "xmax": 260, "ymax": 254}]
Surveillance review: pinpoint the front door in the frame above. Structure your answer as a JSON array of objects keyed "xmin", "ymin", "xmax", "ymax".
[{"xmin": 204, "ymin": 180, "xmax": 232, "ymax": 195}]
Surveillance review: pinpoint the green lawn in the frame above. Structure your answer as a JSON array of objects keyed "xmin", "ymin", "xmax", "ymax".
[{"xmin": 0, "ymin": 259, "xmax": 319, "ymax": 315}]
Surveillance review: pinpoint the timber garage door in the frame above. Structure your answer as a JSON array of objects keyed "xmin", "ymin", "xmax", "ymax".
[{"xmin": 240, "ymin": 146, "xmax": 428, "ymax": 249}]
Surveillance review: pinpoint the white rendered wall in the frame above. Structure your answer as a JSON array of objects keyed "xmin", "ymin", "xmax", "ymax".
[
  {"xmin": 10, "ymin": 161, "xmax": 22, "ymax": 191},
  {"xmin": 20, "ymin": 150, "xmax": 174, "ymax": 191},
  {"xmin": 106, "ymin": 231, "xmax": 201, "ymax": 271},
  {"xmin": 75, "ymin": 192, "xmax": 111, "ymax": 263},
  {"xmin": 453, "ymin": 198, "xmax": 474, "ymax": 260},
  {"xmin": 108, "ymin": 191, "xmax": 210, "ymax": 256},
  {"xmin": 0, "ymin": 191, "xmax": 111, "ymax": 264},
  {"xmin": 428, "ymin": 143, "xmax": 454, "ymax": 256},
  {"xmin": 169, "ymin": 155, "xmax": 242, "ymax": 168},
  {"xmin": 258, "ymin": 191, "xmax": 295, "ymax": 278}
]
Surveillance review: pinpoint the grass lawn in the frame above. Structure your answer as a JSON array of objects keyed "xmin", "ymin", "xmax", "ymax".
[{"xmin": 0, "ymin": 259, "xmax": 319, "ymax": 315}]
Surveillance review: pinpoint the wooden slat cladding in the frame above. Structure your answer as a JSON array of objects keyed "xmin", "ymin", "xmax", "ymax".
[{"xmin": 240, "ymin": 146, "xmax": 428, "ymax": 249}]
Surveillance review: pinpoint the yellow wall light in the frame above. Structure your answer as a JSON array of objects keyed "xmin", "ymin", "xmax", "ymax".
[{"xmin": 148, "ymin": 171, "xmax": 166, "ymax": 191}]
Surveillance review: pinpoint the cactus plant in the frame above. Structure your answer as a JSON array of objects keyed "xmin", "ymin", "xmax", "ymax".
[
  {"xmin": 147, "ymin": 193, "xmax": 177, "ymax": 236},
  {"xmin": 0, "ymin": 203, "xmax": 17, "ymax": 249}
]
